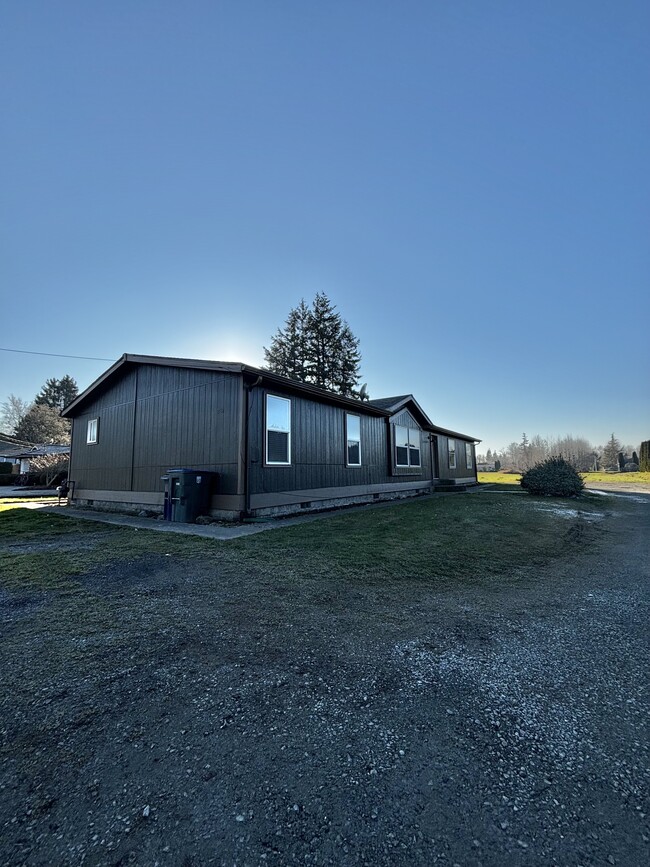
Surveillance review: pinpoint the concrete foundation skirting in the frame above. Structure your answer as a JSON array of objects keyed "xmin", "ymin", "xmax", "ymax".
[
  {"xmin": 248, "ymin": 481, "xmax": 432, "ymax": 518},
  {"xmin": 70, "ymin": 478, "xmax": 466, "ymax": 522},
  {"xmin": 71, "ymin": 489, "xmax": 244, "ymax": 520},
  {"xmin": 71, "ymin": 498, "xmax": 164, "ymax": 518}
]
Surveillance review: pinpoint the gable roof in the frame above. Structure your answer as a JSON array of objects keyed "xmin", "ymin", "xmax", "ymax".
[
  {"xmin": 367, "ymin": 395, "xmax": 412, "ymax": 410},
  {"xmin": 61, "ymin": 354, "xmax": 388, "ymax": 419},
  {"xmin": 61, "ymin": 353, "xmax": 480, "ymax": 442},
  {"xmin": 369, "ymin": 395, "xmax": 480, "ymax": 442}
]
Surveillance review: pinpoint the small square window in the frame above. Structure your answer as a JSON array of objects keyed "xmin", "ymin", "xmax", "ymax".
[{"xmin": 87, "ymin": 418, "xmax": 98, "ymax": 445}]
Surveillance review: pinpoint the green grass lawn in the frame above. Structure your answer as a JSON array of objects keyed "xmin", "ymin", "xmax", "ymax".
[
  {"xmin": 478, "ymin": 471, "xmax": 650, "ymax": 487},
  {"xmin": 0, "ymin": 491, "xmax": 623, "ymax": 595},
  {"xmin": 581, "ymin": 471, "xmax": 650, "ymax": 485},
  {"xmin": 0, "ymin": 497, "xmax": 59, "ymax": 511},
  {"xmin": 477, "ymin": 472, "xmax": 522, "ymax": 485}
]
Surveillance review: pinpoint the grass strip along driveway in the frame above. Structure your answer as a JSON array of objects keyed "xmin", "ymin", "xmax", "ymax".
[{"xmin": 1, "ymin": 491, "xmax": 649, "ymax": 865}]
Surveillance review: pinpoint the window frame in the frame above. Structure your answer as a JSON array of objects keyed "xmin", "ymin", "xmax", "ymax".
[
  {"xmin": 465, "ymin": 442, "xmax": 473, "ymax": 469},
  {"xmin": 448, "ymin": 438, "xmax": 456, "ymax": 469},
  {"xmin": 265, "ymin": 394, "xmax": 291, "ymax": 466},
  {"xmin": 346, "ymin": 413, "xmax": 361, "ymax": 467},
  {"xmin": 395, "ymin": 424, "xmax": 422, "ymax": 469},
  {"xmin": 86, "ymin": 417, "xmax": 99, "ymax": 445}
]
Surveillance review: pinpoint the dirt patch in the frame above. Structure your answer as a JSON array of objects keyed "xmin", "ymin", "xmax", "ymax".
[{"xmin": 1, "ymin": 501, "xmax": 648, "ymax": 866}]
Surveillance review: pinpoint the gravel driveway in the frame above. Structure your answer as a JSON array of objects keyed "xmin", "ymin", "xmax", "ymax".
[{"xmin": 1, "ymin": 495, "xmax": 648, "ymax": 866}]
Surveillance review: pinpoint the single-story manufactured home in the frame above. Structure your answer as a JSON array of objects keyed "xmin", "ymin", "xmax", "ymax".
[{"xmin": 61, "ymin": 354, "xmax": 480, "ymax": 520}]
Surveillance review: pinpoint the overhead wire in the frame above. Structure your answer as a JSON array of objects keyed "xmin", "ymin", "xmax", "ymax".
[{"xmin": 0, "ymin": 347, "xmax": 115, "ymax": 362}]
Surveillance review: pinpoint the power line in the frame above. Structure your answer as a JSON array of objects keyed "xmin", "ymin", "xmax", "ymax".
[{"xmin": 0, "ymin": 347, "xmax": 116, "ymax": 362}]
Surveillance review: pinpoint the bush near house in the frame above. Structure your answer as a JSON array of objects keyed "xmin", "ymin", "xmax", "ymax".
[{"xmin": 520, "ymin": 456, "xmax": 585, "ymax": 498}]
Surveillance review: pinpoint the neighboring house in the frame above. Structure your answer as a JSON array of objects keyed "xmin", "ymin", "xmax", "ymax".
[
  {"xmin": 0, "ymin": 444, "xmax": 70, "ymax": 475},
  {"xmin": 61, "ymin": 354, "xmax": 480, "ymax": 520},
  {"xmin": 0, "ymin": 433, "xmax": 34, "ymax": 469},
  {"xmin": 477, "ymin": 461, "xmax": 497, "ymax": 472}
]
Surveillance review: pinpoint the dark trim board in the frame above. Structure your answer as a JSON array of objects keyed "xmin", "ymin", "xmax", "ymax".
[{"xmin": 63, "ymin": 354, "xmax": 479, "ymax": 521}]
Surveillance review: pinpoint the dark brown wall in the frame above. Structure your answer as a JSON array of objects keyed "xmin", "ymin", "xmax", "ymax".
[
  {"xmin": 68, "ymin": 363, "xmax": 474, "ymax": 499},
  {"xmin": 247, "ymin": 387, "xmax": 431, "ymax": 494},
  {"xmin": 69, "ymin": 364, "xmax": 243, "ymax": 494},
  {"xmin": 437, "ymin": 435, "xmax": 477, "ymax": 480}
]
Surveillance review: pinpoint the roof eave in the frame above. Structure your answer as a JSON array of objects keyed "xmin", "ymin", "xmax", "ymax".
[{"xmin": 61, "ymin": 354, "xmax": 390, "ymax": 418}]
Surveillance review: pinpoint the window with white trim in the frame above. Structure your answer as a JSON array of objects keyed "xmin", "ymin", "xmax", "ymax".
[
  {"xmin": 346, "ymin": 414, "xmax": 361, "ymax": 466},
  {"xmin": 448, "ymin": 438, "xmax": 456, "ymax": 469},
  {"xmin": 266, "ymin": 395, "xmax": 291, "ymax": 465},
  {"xmin": 465, "ymin": 442, "xmax": 473, "ymax": 469},
  {"xmin": 87, "ymin": 418, "xmax": 98, "ymax": 445},
  {"xmin": 395, "ymin": 425, "xmax": 421, "ymax": 468}
]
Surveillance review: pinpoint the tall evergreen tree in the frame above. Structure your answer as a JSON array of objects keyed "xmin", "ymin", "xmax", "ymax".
[
  {"xmin": 639, "ymin": 441, "xmax": 650, "ymax": 472},
  {"xmin": 34, "ymin": 375, "xmax": 79, "ymax": 411},
  {"xmin": 264, "ymin": 294, "xmax": 363, "ymax": 397},
  {"xmin": 600, "ymin": 433, "xmax": 622, "ymax": 471},
  {"xmin": 263, "ymin": 300, "xmax": 312, "ymax": 382}
]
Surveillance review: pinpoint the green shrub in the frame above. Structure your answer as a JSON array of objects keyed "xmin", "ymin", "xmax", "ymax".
[
  {"xmin": 0, "ymin": 462, "xmax": 12, "ymax": 475},
  {"xmin": 520, "ymin": 456, "xmax": 585, "ymax": 498},
  {"xmin": 0, "ymin": 473, "xmax": 18, "ymax": 486}
]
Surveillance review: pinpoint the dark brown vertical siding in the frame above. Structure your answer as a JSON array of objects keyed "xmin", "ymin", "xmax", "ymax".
[
  {"xmin": 437, "ymin": 435, "xmax": 476, "ymax": 480},
  {"xmin": 69, "ymin": 365, "xmax": 243, "ymax": 495},
  {"xmin": 69, "ymin": 370, "xmax": 138, "ymax": 491},
  {"xmin": 248, "ymin": 388, "xmax": 430, "ymax": 494}
]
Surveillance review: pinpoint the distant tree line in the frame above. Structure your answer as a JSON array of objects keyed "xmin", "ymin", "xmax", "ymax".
[
  {"xmin": 477, "ymin": 432, "xmax": 642, "ymax": 473},
  {"xmin": 0, "ymin": 376, "xmax": 78, "ymax": 444}
]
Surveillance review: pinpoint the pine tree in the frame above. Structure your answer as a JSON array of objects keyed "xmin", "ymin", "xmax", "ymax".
[
  {"xmin": 263, "ymin": 300, "xmax": 311, "ymax": 382},
  {"xmin": 264, "ymin": 294, "xmax": 362, "ymax": 397},
  {"xmin": 600, "ymin": 433, "xmax": 622, "ymax": 471},
  {"xmin": 337, "ymin": 323, "xmax": 362, "ymax": 398},
  {"xmin": 57, "ymin": 375, "xmax": 79, "ymax": 409},
  {"xmin": 639, "ymin": 441, "xmax": 650, "ymax": 472},
  {"xmin": 34, "ymin": 375, "xmax": 79, "ymax": 410},
  {"xmin": 520, "ymin": 432, "xmax": 532, "ymax": 470}
]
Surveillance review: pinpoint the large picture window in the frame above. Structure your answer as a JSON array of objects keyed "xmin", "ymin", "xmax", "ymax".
[
  {"xmin": 87, "ymin": 418, "xmax": 98, "ymax": 445},
  {"xmin": 448, "ymin": 438, "xmax": 456, "ymax": 469},
  {"xmin": 346, "ymin": 414, "xmax": 361, "ymax": 466},
  {"xmin": 465, "ymin": 442, "xmax": 473, "ymax": 469},
  {"xmin": 266, "ymin": 395, "xmax": 291, "ymax": 465},
  {"xmin": 395, "ymin": 425, "xmax": 421, "ymax": 468}
]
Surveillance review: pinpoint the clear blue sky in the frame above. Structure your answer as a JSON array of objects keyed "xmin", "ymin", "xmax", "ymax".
[{"xmin": 1, "ymin": 1, "xmax": 648, "ymax": 452}]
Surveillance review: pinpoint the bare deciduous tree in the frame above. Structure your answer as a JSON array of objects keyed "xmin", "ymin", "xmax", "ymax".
[{"xmin": 1, "ymin": 394, "xmax": 31, "ymax": 434}]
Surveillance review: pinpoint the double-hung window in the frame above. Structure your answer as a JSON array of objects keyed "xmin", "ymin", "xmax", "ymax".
[
  {"xmin": 266, "ymin": 395, "xmax": 291, "ymax": 465},
  {"xmin": 395, "ymin": 425, "xmax": 421, "ymax": 468},
  {"xmin": 465, "ymin": 442, "xmax": 473, "ymax": 469},
  {"xmin": 87, "ymin": 418, "xmax": 99, "ymax": 445},
  {"xmin": 448, "ymin": 438, "xmax": 456, "ymax": 469},
  {"xmin": 346, "ymin": 414, "xmax": 361, "ymax": 466}
]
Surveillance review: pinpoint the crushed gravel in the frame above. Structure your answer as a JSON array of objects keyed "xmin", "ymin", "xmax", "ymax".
[{"xmin": 1, "ymin": 498, "xmax": 648, "ymax": 866}]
